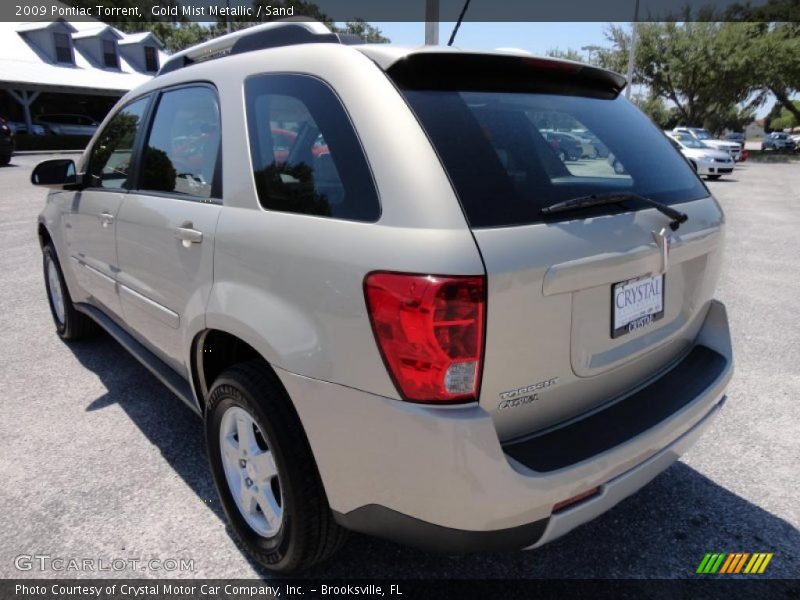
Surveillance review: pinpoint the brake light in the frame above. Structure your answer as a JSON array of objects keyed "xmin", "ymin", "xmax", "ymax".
[
  {"xmin": 522, "ymin": 57, "xmax": 580, "ymax": 72},
  {"xmin": 364, "ymin": 272, "xmax": 485, "ymax": 404},
  {"xmin": 553, "ymin": 487, "xmax": 601, "ymax": 513}
]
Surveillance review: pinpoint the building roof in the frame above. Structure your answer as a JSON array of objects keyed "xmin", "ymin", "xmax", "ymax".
[
  {"xmin": 118, "ymin": 32, "xmax": 164, "ymax": 48},
  {"xmin": 71, "ymin": 25, "xmax": 123, "ymax": 41},
  {"xmin": 0, "ymin": 8, "xmax": 168, "ymax": 95},
  {"xmin": 16, "ymin": 20, "xmax": 77, "ymax": 33}
]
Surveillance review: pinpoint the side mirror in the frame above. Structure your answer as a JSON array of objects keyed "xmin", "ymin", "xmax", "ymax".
[{"xmin": 31, "ymin": 159, "xmax": 80, "ymax": 189}]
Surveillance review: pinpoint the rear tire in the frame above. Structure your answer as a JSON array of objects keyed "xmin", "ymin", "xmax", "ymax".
[
  {"xmin": 205, "ymin": 360, "xmax": 347, "ymax": 573},
  {"xmin": 43, "ymin": 243, "xmax": 98, "ymax": 341}
]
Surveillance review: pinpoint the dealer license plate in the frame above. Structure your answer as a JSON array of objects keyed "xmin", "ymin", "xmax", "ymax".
[{"xmin": 611, "ymin": 274, "xmax": 664, "ymax": 338}]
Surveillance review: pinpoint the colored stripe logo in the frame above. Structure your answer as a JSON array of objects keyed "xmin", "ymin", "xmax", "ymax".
[{"xmin": 697, "ymin": 552, "xmax": 773, "ymax": 574}]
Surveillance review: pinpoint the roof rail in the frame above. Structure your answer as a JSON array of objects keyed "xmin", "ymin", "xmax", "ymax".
[{"xmin": 158, "ymin": 20, "xmax": 362, "ymax": 76}]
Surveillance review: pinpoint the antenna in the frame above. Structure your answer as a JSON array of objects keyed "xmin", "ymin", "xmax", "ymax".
[{"xmin": 447, "ymin": 0, "xmax": 473, "ymax": 46}]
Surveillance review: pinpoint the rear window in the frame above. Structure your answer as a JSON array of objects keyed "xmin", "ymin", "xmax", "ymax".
[{"xmin": 401, "ymin": 90, "xmax": 708, "ymax": 228}]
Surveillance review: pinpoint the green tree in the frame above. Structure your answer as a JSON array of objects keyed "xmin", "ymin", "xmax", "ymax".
[
  {"xmin": 598, "ymin": 21, "xmax": 799, "ymax": 131},
  {"xmin": 545, "ymin": 48, "xmax": 586, "ymax": 63},
  {"xmin": 595, "ymin": 23, "xmax": 760, "ymax": 130},
  {"xmin": 593, "ymin": 25, "xmax": 631, "ymax": 74},
  {"xmin": 766, "ymin": 100, "xmax": 800, "ymax": 131},
  {"xmin": 747, "ymin": 23, "xmax": 800, "ymax": 125},
  {"xmin": 636, "ymin": 23, "xmax": 756, "ymax": 126},
  {"xmin": 633, "ymin": 94, "xmax": 676, "ymax": 129},
  {"xmin": 704, "ymin": 105, "xmax": 756, "ymax": 136},
  {"xmin": 115, "ymin": 22, "xmax": 217, "ymax": 52},
  {"xmin": 335, "ymin": 19, "xmax": 389, "ymax": 43}
]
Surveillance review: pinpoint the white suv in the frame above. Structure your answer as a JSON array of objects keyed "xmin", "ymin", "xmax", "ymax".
[{"xmin": 33, "ymin": 22, "xmax": 733, "ymax": 573}]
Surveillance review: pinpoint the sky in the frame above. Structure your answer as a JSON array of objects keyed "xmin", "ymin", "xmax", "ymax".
[{"xmin": 371, "ymin": 22, "xmax": 613, "ymax": 55}]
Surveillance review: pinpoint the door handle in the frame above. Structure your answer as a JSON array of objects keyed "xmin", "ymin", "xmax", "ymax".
[
  {"xmin": 175, "ymin": 223, "xmax": 203, "ymax": 247},
  {"xmin": 98, "ymin": 211, "xmax": 114, "ymax": 228}
]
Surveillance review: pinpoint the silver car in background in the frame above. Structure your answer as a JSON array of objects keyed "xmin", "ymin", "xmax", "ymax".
[
  {"xmin": 666, "ymin": 133, "xmax": 735, "ymax": 180},
  {"xmin": 33, "ymin": 22, "xmax": 733, "ymax": 573},
  {"xmin": 761, "ymin": 132, "xmax": 797, "ymax": 151},
  {"xmin": 35, "ymin": 113, "xmax": 99, "ymax": 136}
]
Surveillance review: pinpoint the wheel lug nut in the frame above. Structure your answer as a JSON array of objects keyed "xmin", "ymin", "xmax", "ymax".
[{"xmin": 245, "ymin": 477, "xmax": 253, "ymax": 487}]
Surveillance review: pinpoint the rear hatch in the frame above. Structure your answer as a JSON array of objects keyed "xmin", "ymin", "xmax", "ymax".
[{"xmin": 392, "ymin": 53, "xmax": 726, "ymax": 441}]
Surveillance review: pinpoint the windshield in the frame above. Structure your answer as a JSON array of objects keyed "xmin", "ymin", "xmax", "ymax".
[
  {"xmin": 675, "ymin": 136, "xmax": 708, "ymax": 149},
  {"xmin": 402, "ymin": 90, "xmax": 707, "ymax": 228}
]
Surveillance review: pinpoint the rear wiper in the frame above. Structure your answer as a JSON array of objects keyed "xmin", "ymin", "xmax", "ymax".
[{"xmin": 540, "ymin": 192, "xmax": 689, "ymax": 231}]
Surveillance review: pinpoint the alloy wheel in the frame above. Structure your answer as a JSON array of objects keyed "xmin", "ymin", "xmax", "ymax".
[{"xmin": 219, "ymin": 406, "xmax": 284, "ymax": 537}]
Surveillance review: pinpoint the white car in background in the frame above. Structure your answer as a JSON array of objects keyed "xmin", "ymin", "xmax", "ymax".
[
  {"xmin": 672, "ymin": 127, "xmax": 743, "ymax": 161},
  {"xmin": 666, "ymin": 133, "xmax": 734, "ymax": 180}
]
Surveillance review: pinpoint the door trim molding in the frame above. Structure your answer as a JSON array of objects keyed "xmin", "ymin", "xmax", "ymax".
[{"xmin": 119, "ymin": 283, "xmax": 180, "ymax": 329}]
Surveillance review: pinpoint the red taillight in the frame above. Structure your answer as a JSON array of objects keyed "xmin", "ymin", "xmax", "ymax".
[
  {"xmin": 552, "ymin": 487, "xmax": 601, "ymax": 513},
  {"xmin": 522, "ymin": 57, "xmax": 580, "ymax": 72},
  {"xmin": 364, "ymin": 272, "xmax": 486, "ymax": 404}
]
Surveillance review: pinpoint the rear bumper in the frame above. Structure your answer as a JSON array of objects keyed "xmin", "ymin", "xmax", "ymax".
[
  {"xmin": 528, "ymin": 394, "xmax": 725, "ymax": 549},
  {"xmin": 278, "ymin": 300, "xmax": 733, "ymax": 553}
]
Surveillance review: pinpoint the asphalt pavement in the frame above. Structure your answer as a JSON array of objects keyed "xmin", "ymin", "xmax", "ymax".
[{"xmin": 0, "ymin": 154, "xmax": 797, "ymax": 580}]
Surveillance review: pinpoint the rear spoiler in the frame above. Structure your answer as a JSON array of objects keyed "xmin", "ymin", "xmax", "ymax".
[{"xmin": 384, "ymin": 52, "xmax": 627, "ymax": 99}]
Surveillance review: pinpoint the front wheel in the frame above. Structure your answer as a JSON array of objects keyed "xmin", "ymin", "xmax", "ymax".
[
  {"xmin": 205, "ymin": 361, "xmax": 346, "ymax": 573},
  {"xmin": 43, "ymin": 243, "xmax": 98, "ymax": 340}
]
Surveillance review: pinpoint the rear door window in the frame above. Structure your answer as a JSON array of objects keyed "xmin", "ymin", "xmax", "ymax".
[
  {"xmin": 402, "ymin": 89, "xmax": 707, "ymax": 228},
  {"xmin": 244, "ymin": 73, "xmax": 379, "ymax": 222}
]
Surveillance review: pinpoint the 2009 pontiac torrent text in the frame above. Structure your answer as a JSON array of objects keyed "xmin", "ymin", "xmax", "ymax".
[{"xmin": 33, "ymin": 21, "xmax": 733, "ymax": 573}]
